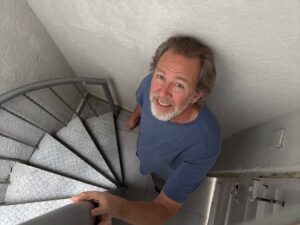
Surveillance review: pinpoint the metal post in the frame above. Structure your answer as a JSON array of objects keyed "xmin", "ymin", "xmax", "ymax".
[
  {"xmin": 102, "ymin": 83, "xmax": 118, "ymax": 117},
  {"xmin": 74, "ymin": 84, "xmax": 99, "ymax": 117}
]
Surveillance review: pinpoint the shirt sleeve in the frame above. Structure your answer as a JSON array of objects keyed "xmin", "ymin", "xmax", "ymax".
[
  {"xmin": 136, "ymin": 74, "xmax": 152, "ymax": 107},
  {"xmin": 162, "ymin": 142, "xmax": 220, "ymax": 203}
]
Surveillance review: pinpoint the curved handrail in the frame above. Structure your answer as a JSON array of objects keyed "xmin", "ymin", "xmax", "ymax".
[
  {"xmin": 0, "ymin": 77, "xmax": 117, "ymax": 116},
  {"xmin": 18, "ymin": 188, "xmax": 126, "ymax": 225},
  {"xmin": 19, "ymin": 201, "xmax": 96, "ymax": 225}
]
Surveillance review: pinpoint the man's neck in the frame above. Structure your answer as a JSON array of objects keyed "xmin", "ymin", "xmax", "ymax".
[{"xmin": 170, "ymin": 104, "xmax": 200, "ymax": 124}]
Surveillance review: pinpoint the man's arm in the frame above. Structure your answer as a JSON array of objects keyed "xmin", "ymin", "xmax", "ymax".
[
  {"xmin": 126, "ymin": 105, "xmax": 141, "ymax": 130},
  {"xmin": 72, "ymin": 191, "xmax": 182, "ymax": 225}
]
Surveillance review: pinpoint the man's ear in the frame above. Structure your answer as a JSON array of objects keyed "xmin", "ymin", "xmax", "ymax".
[{"xmin": 191, "ymin": 91, "xmax": 205, "ymax": 104}]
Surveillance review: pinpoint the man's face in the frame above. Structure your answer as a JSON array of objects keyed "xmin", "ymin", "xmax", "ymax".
[{"xmin": 150, "ymin": 49, "xmax": 202, "ymax": 122}]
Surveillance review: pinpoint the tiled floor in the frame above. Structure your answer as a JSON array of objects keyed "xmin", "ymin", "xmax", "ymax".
[{"xmin": 115, "ymin": 109, "xmax": 215, "ymax": 225}]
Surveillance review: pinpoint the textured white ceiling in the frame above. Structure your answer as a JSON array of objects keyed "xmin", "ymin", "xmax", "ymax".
[{"xmin": 26, "ymin": 0, "xmax": 300, "ymax": 139}]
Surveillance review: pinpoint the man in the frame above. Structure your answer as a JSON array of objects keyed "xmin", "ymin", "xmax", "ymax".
[{"xmin": 73, "ymin": 35, "xmax": 221, "ymax": 225}]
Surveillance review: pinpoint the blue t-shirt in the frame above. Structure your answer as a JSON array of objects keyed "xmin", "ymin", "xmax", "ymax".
[{"xmin": 136, "ymin": 74, "xmax": 221, "ymax": 203}]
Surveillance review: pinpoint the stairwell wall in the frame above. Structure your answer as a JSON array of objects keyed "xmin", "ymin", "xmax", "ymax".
[
  {"xmin": 211, "ymin": 108, "xmax": 300, "ymax": 176},
  {"xmin": 0, "ymin": 0, "xmax": 82, "ymax": 183},
  {"xmin": 0, "ymin": 0, "xmax": 75, "ymax": 95}
]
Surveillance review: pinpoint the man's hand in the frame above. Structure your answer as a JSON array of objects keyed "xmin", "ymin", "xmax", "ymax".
[
  {"xmin": 126, "ymin": 115, "xmax": 140, "ymax": 130},
  {"xmin": 126, "ymin": 105, "xmax": 141, "ymax": 130},
  {"xmin": 72, "ymin": 191, "xmax": 123, "ymax": 225},
  {"xmin": 72, "ymin": 191, "xmax": 181, "ymax": 225}
]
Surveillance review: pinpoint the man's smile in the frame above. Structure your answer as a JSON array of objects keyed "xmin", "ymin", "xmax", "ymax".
[{"xmin": 156, "ymin": 98, "xmax": 172, "ymax": 107}]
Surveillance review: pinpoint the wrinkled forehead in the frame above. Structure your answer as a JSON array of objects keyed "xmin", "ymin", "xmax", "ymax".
[{"xmin": 156, "ymin": 49, "xmax": 201, "ymax": 81}]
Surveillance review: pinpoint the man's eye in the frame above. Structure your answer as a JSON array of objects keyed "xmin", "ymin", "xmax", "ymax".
[
  {"xmin": 174, "ymin": 83, "xmax": 184, "ymax": 89},
  {"xmin": 157, "ymin": 74, "xmax": 164, "ymax": 80}
]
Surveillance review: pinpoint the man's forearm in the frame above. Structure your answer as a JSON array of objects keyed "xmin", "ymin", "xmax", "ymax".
[
  {"xmin": 115, "ymin": 197, "xmax": 171, "ymax": 225},
  {"xmin": 73, "ymin": 184, "xmax": 180, "ymax": 224},
  {"xmin": 131, "ymin": 105, "xmax": 141, "ymax": 119},
  {"xmin": 127, "ymin": 105, "xmax": 141, "ymax": 130}
]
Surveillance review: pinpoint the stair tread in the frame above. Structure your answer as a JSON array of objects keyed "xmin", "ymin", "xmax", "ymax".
[
  {"xmin": 4, "ymin": 162, "xmax": 106, "ymax": 204},
  {"xmin": 86, "ymin": 112, "xmax": 123, "ymax": 183},
  {"xmin": 0, "ymin": 137, "xmax": 34, "ymax": 161},
  {"xmin": 29, "ymin": 133, "xmax": 116, "ymax": 188},
  {"xmin": 0, "ymin": 108, "xmax": 44, "ymax": 147},
  {"xmin": 0, "ymin": 183, "xmax": 8, "ymax": 204},
  {"xmin": 56, "ymin": 116, "xmax": 115, "ymax": 182},
  {"xmin": 3, "ymin": 95, "xmax": 63, "ymax": 133},
  {"xmin": 0, "ymin": 198, "xmax": 71, "ymax": 225},
  {"xmin": 0, "ymin": 159, "xmax": 16, "ymax": 182}
]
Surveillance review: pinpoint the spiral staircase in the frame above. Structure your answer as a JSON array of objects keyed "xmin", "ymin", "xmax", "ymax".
[
  {"xmin": 1, "ymin": 77, "xmax": 300, "ymax": 225},
  {"xmin": 0, "ymin": 77, "xmax": 126, "ymax": 225}
]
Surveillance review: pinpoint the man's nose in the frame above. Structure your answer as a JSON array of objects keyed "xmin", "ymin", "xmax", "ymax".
[{"xmin": 159, "ymin": 83, "xmax": 172, "ymax": 97}]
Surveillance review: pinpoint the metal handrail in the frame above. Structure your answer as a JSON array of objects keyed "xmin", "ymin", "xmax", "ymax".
[
  {"xmin": 19, "ymin": 201, "xmax": 96, "ymax": 225},
  {"xmin": 18, "ymin": 188, "xmax": 126, "ymax": 225},
  {"xmin": 0, "ymin": 76, "xmax": 124, "ymax": 184},
  {"xmin": 0, "ymin": 77, "xmax": 125, "ymax": 224},
  {"xmin": 0, "ymin": 77, "xmax": 117, "ymax": 116}
]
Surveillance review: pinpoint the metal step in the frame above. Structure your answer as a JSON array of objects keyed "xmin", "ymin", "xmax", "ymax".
[
  {"xmin": 86, "ymin": 112, "xmax": 123, "ymax": 184},
  {"xmin": 26, "ymin": 88, "xmax": 77, "ymax": 123},
  {"xmin": 0, "ymin": 198, "xmax": 72, "ymax": 225},
  {"xmin": 0, "ymin": 183, "xmax": 8, "ymax": 204},
  {"xmin": 29, "ymin": 133, "xmax": 116, "ymax": 188},
  {"xmin": 4, "ymin": 162, "xmax": 106, "ymax": 204},
  {"xmin": 0, "ymin": 136, "xmax": 34, "ymax": 161},
  {"xmin": 0, "ymin": 159, "xmax": 16, "ymax": 182},
  {"xmin": 0, "ymin": 107, "xmax": 44, "ymax": 147},
  {"xmin": 3, "ymin": 95, "xmax": 64, "ymax": 134},
  {"xmin": 56, "ymin": 116, "xmax": 116, "ymax": 183}
]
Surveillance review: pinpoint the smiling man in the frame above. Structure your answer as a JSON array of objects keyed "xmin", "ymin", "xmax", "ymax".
[{"xmin": 73, "ymin": 35, "xmax": 221, "ymax": 225}]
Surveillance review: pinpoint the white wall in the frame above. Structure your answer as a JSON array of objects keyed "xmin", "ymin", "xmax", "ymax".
[
  {"xmin": 212, "ymin": 108, "xmax": 300, "ymax": 175},
  {"xmin": 0, "ymin": 0, "xmax": 80, "ymax": 161},
  {"xmin": 25, "ymin": 0, "xmax": 300, "ymax": 139},
  {"xmin": 0, "ymin": 0, "xmax": 75, "ymax": 95}
]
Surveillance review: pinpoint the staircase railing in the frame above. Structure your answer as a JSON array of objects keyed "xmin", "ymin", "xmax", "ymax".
[
  {"xmin": 0, "ymin": 77, "xmax": 125, "ymax": 224},
  {"xmin": 0, "ymin": 77, "xmax": 118, "ymax": 117},
  {"xmin": 0, "ymin": 77, "xmax": 123, "ymax": 186},
  {"xmin": 19, "ymin": 201, "xmax": 96, "ymax": 225},
  {"xmin": 18, "ymin": 188, "xmax": 127, "ymax": 225}
]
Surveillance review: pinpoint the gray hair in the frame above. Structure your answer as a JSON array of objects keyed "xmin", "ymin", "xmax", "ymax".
[{"xmin": 150, "ymin": 35, "xmax": 216, "ymax": 106}]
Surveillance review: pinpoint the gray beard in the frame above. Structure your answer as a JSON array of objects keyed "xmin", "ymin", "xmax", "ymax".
[{"xmin": 149, "ymin": 95, "xmax": 193, "ymax": 121}]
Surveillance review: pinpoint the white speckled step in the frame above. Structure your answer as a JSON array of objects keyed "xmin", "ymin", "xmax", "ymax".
[
  {"xmin": 86, "ymin": 112, "xmax": 123, "ymax": 183},
  {"xmin": 56, "ymin": 117, "xmax": 115, "ymax": 182},
  {"xmin": 29, "ymin": 133, "xmax": 116, "ymax": 188},
  {"xmin": 4, "ymin": 163, "xmax": 106, "ymax": 204},
  {"xmin": 0, "ymin": 198, "xmax": 71, "ymax": 225}
]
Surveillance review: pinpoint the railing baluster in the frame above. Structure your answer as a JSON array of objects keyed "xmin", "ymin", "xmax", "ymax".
[
  {"xmin": 49, "ymin": 87, "xmax": 79, "ymax": 116},
  {"xmin": 23, "ymin": 94, "xmax": 67, "ymax": 126},
  {"xmin": 0, "ymin": 106, "xmax": 50, "ymax": 133},
  {"xmin": 73, "ymin": 84, "xmax": 98, "ymax": 117},
  {"xmin": 102, "ymin": 83, "xmax": 118, "ymax": 117}
]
